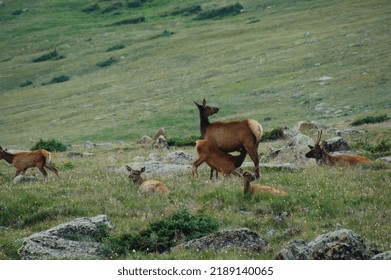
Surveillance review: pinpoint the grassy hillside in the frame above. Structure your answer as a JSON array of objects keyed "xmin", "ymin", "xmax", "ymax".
[
  {"xmin": 1, "ymin": 0, "xmax": 390, "ymax": 148},
  {"xmin": 0, "ymin": 0, "xmax": 391, "ymax": 260}
]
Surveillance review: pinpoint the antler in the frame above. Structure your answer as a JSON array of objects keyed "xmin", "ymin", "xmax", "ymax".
[{"xmin": 316, "ymin": 129, "xmax": 323, "ymax": 145}]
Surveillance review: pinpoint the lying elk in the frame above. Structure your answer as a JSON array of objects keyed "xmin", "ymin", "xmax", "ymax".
[
  {"xmin": 0, "ymin": 146, "xmax": 59, "ymax": 178},
  {"xmin": 192, "ymin": 139, "xmax": 247, "ymax": 178},
  {"xmin": 305, "ymin": 129, "xmax": 371, "ymax": 166},
  {"xmin": 242, "ymin": 171, "xmax": 288, "ymax": 196},
  {"xmin": 126, "ymin": 166, "xmax": 169, "ymax": 195},
  {"xmin": 194, "ymin": 99, "xmax": 263, "ymax": 178}
]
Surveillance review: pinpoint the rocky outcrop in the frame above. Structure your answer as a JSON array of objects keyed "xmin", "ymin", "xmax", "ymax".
[
  {"xmin": 276, "ymin": 228, "xmax": 372, "ymax": 260},
  {"xmin": 172, "ymin": 228, "xmax": 270, "ymax": 253},
  {"xmin": 13, "ymin": 175, "xmax": 39, "ymax": 185},
  {"xmin": 18, "ymin": 215, "xmax": 114, "ymax": 260}
]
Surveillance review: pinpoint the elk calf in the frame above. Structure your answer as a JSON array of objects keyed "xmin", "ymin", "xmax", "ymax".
[
  {"xmin": 192, "ymin": 139, "xmax": 247, "ymax": 178},
  {"xmin": 0, "ymin": 146, "xmax": 59, "ymax": 178},
  {"xmin": 126, "ymin": 166, "xmax": 168, "ymax": 195},
  {"xmin": 242, "ymin": 171, "xmax": 288, "ymax": 196},
  {"xmin": 305, "ymin": 130, "xmax": 371, "ymax": 166}
]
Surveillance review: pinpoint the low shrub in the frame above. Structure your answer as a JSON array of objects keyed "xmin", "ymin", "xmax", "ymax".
[
  {"xmin": 167, "ymin": 135, "xmax": 199, "ymax": 147},
  {"xmin": 100, "ymin": 208, "xmax": 219, "ymax": 258},
  {"xmin": 161, "ymin": 5, "xmax": 202, "ymax": 17},
  {"xmin": 112, "ymin": 16, "xmax": 145, "ymax": 26},
  {"xmin": 32, "ymin": 49, "xmax": 65, "ymax": 63},
  {"xmin": 351, "ymin": 114, "xmax": 390, "ymax": 126},
  {"xmin": 261, "ymin": 127, "xmax": 284, "ymax": 141},
  {"xmin": 31, "ymin": 139, "xmax": 68, "ymax": 152},
  {"xmin": 193, "ymin": 3, "xmax": 243, "ymax": 20},
  {"xmin": 20, "ymin": 80, "xmax": 33, "ymax": 87},
  {"xmin": 42, "ymin": 75, "xmax": 70, "ymax": 85},
  {"xmin": 106, "ymin": 44, "xmax": 126, "ymax": 52},
  {"xmin": 81, "ymin": 4, "xmax": 100, "ymax": 13},
  {"xmin": 96, "ymin": 57, "xmax": 118, "ymax": 67}
]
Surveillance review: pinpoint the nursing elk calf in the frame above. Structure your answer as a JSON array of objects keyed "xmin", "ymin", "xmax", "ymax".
[
  {"xmin": 305, "ymin": 129, "xmax": 371, "ymax": 166},
  {"xmin": 126, "ymin": 166, "xmax": 169, "ymax": 195},
  {"xmin": 194, "ymin": 99, "xmax": 263, "ymax": 178},
  {"xmin": 192, "ymin": 139, "xmax": 247, "ymax": 178},
  {"xmin": 0, "ymin": 146, "xmax": 59, "ymax": 178}
]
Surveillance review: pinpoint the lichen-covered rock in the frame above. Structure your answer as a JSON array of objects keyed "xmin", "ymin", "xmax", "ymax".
[
  {"xmin": 13, "ymin": 175, "xmax": 39, "ymax": 185},
  {"xmin": 18, "ymin": 215, "xmax": 114, "ymax": 260},
  {"xmin": 371, "ymin": 251, "xmax": 391, "ymax": 260},
  {"xmin": 276, "ymin": 228, "xmax": 372, "ymax": 260},
  {"xmin": 172, "ymin": 228, "xmax": 270, "ymax": 253}
]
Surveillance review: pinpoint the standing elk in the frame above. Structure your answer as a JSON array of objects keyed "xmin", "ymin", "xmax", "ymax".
[
  {"xmin": 0, "ymin": 146, "xmax": 59, "ymax": 178},
  {"xmin": 194, "ymin": 99, "xmax": 263, "ymax": 178},
  {"xmin": 242, "ymin": 171, "xmax": 288, "ymax": 196},
  {"xmin": 305, "ymin": 129, "xmax": 371, "ymax": 166},
  {"xmin": 126, "ymin": 166, "xmax": 169, "ymax": 195},
  {"xmin": 192, "ymin": 139, "xmax": 247, "ymax": 178}
]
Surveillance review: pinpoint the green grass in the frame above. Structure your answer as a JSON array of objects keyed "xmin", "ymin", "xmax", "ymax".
[
  {"xmin": 0, "ymin": 141, "xmax": 390, "ymax": 259},
  {"xmin": 0, "ymin": 0, "xmax": 391, "ymax": 259}
]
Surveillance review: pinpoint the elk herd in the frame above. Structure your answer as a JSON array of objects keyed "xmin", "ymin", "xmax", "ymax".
[{"xmin": 0, "ymin": 99, "xmax": 373, "ymax": 197}]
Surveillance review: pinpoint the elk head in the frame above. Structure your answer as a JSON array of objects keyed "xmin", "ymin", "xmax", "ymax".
[
  {"xmin": 305, "ymin": 129, "xmax": 324, "ymax": 162},
  {"xmin": 126, "ymin": 166, "xmax": 145, "ymax": 185},
  {"xmin": 193, "ymin": 99, "xmax": 219, "ymax": 118}
]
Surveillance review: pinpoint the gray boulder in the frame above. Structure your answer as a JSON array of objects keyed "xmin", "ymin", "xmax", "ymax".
[
  {"xmin": 272, "ymin": 133, "xmax": 315, "ymax": 167},
  {"xmin": 13, "ymin": 175, "xmax": 39, "ymax": 185},
  {"xmin": 276, "ymin": 228, "xmax": 372, "ymax": 260},
  {"xmin": 371, "ymin": 251, "xmax": 391, "ymax": 260},
  {"xmin": 18, "ymin": 215, "xmax": 114, "ymax": 260},
  {"xmin": 172, "ymin": 228, "xmax": 270, "ymax": 253},
  {"xmin": 322, "ymin": 136, "xmax": 350, "ymax": 152}
]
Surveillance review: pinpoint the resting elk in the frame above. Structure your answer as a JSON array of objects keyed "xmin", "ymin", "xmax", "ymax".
[
  {"xmin": 305, "ymin": 129, "xmax": 371, "ymax": 166},
  {"xmin": 126, "ymin": 166, "xmax": 169, "ymax": 195},
  {"xmin": 194, "ymin": 99, "xmax": 263, "ymax": 178},
  {"xmin": 0, "ymin": 146, "xmax": 59, "ymax": 178},
  {"xmin": 192, "ymin": 139, "xmax": 247, "ymax": 178},
  {"xmin": 242, "ymin": 171, "xmax": 288, "ymax": 196}
]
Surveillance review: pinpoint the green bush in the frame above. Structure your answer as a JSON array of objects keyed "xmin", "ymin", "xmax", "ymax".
[
  {"xmin": 32, "ymin": 49, "xmax": 65, "ymax": 63},
  {"xmin": 81, "ymin": 4, "xmax": 100, "ymax": 13},
  {"xmin": 31, "ymin": 139, "xmax": 68, "ymax": 152},
  {"xmin": 194, "ymin": 3, "xmax": 243, "ymax": 20},
  {"xmin": 42, "ymin": 75, "xmax": 70, "ymax": 85},
  {"xmin": 112, "ymin": 16, "xmax": 145, "ymax": 26},
  {"xmin": 261, "ymin": 127, "xmax": 284, "ymax": 141},
  {"xmin": 351, "ymin": 114, "xmax": 390, "ymax": 126},
  {"xmin": 161, "ymin": 5, "xmax": 202, "ymax": 17},
  {"xmin": 106, "ymin": 44, "xmax": 126, "ymax": 52},
  {"xmin": 101, "ymin": 208, "xmax": 219, "ymax": 258},
  {"xmin": 96, "ymin": 57, "xmax": 118, "ymax": 67},
  {"xmin": 20, "ymin": 80, "xmax": 33, "ymax": 87},
  {"xmin": 167, "ymin": 135, "xmax": 199, "ymax": 147}
]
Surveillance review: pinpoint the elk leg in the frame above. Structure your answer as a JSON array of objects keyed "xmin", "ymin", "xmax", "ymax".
[
  {"xmin": 46, "ymin": 163, "xmax": 60, "ymax": 177},
  {"xmin": 245, "ymin": 145, "xmax": 260, "ymax": 179},
  {"xmin": 192, "ymin": 157, "xmax": 206, "ymax": 178},
  {"xmin": 38, "ymin": 167, "xmax": 48, "ymax": 178}
]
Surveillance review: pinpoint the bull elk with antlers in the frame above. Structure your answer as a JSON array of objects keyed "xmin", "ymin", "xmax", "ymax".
[{"xmin": 305, "ymin": 129, "xmax": 371, "ymax": 166}]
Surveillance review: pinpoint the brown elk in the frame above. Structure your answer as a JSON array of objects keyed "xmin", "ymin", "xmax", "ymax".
[
  {"xmin": 0, "ymin": 146, "xmax": 59, "ymax": 178},
  {"xmin": 194, "ymin": 99, "xmax": 263, "ymax": 178},
  {"xmin": 192, "ymin": 139, "xmax": 247, "ymax": 178},
  {"xmin": 126, "ymin": 166, "xmax": 169, "ymax": 195},
  {"xmin": 305, "ymin": 129, "xmax": 371, "ymax": 166},
  {"xmin": 242, "ymin": 171, "xmax": 288, "ymax": 196}
]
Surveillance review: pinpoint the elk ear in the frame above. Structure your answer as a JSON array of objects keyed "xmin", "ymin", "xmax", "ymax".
[
  {"xmin": 308, "ymin": 145, "xmax": 314, "ymax": 149},
  {"xmin": 140, "ymin": 167, "xmax": 146, "ymax": 173},
  {"xmin": 126, "ymin": 165, "xmax": 132, "ymax": 171}
]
